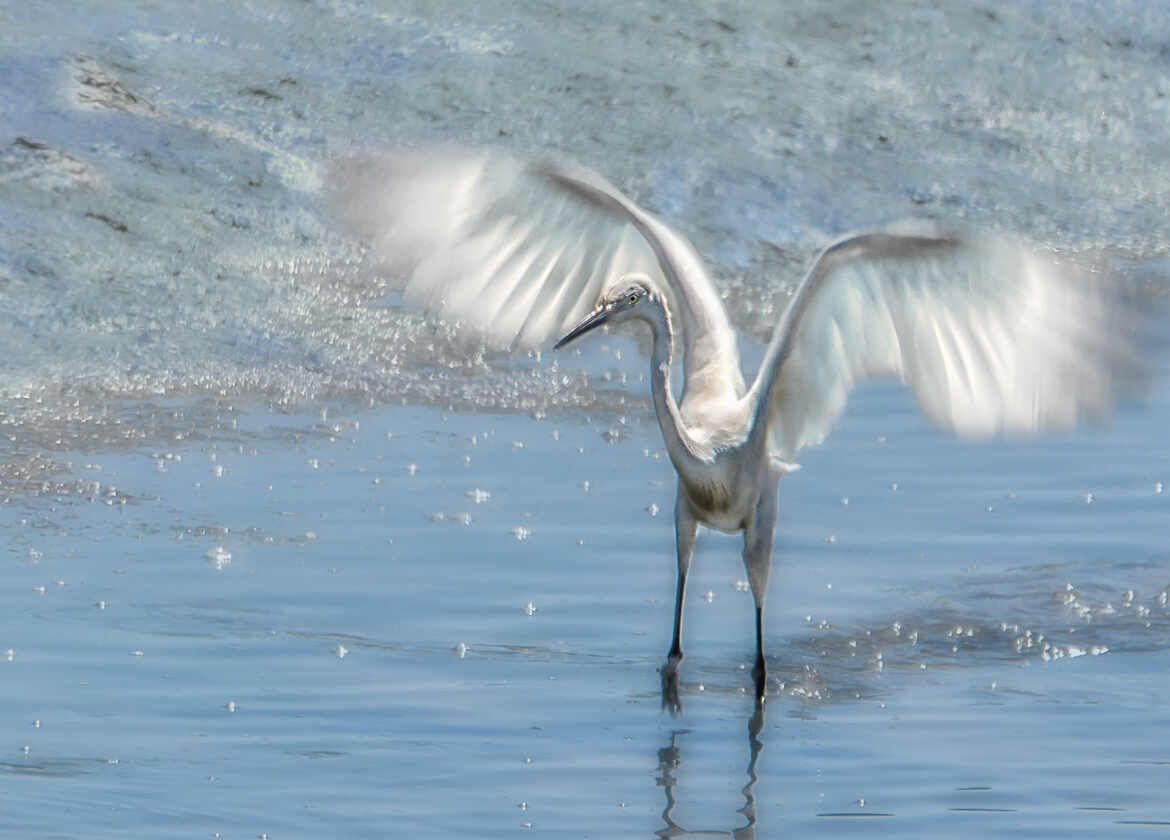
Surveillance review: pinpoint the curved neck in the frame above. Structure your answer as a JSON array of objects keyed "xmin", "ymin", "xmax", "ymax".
[{"xmin": 645, "ymin": 296, "xmax": 703, "ymax": 470}]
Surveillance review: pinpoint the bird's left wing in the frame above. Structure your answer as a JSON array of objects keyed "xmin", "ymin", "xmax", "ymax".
[
  {"xmin": 749, "ymin": 221, "xmax": 1145, "ymax": 461},
  {"xmin": 328, "ymin": 147, "xmax": 665, "ymax": 349}
]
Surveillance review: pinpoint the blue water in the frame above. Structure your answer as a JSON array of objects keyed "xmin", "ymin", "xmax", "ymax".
[{"xmin": 2, "ymin": 0, "xmax": 1169, "ymax": 837}]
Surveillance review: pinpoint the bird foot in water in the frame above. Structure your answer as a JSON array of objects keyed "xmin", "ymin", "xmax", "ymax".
[
  {"xmin": 660, "ymin": 653, "xmax": 684, "ymax": 716},
  {"xmin": 751, "ymin": 659, "xmax": 768, "ymax": 705}
]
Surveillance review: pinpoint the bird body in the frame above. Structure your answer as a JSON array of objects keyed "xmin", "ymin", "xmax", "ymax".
[{"xmin": 330, "ymin": 147, "xmax": 1142, "ymax": 710}]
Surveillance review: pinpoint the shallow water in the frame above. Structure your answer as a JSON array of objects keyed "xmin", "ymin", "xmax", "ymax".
[
  {"xmin": 2, "ymin": 388, "xmax": 1169, "ymax": 837},
  {"xmin": 2, "ymin": 0, "xmax": 1170, "ymax": 837}
]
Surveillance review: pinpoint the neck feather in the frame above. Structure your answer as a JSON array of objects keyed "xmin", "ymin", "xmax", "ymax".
[{"xmin": 646, "ymin": 296, "xmax": 702, "ymax": 468}]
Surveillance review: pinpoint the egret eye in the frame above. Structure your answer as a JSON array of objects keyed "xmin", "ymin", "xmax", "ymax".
[{"xmin": 628, "ymin": 293, "xmax": 639, "ymax": 306}]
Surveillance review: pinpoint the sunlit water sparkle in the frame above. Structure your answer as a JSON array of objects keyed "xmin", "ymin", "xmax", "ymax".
[{"xmin": 2, "ymin": 0, "xmax": 1169, "ymax": 837}]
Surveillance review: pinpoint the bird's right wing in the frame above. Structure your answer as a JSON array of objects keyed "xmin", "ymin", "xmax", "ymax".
[
  {"xmin": 749, "ymin": 221, "xmax": 1145, "ymax": 461},
  {"xmin": 328, "ymin": 148, "xmax": 745, "ymax": 399},
  {"xmin": 328, "ymin": 148, "xmax": 662, "ymax": 349}
]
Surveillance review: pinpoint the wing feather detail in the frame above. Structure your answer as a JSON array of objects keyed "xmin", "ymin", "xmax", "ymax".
[
  {"xmin": 328, "ymin": 148, "xmax": 743, "ymax": 394},
  {"xmin": 750, "ymin": 221, "xmax": 1144, "ymax": 460}
]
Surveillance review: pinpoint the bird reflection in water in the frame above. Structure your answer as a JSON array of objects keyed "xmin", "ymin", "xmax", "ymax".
[{"xmin": 656, "ymin": 705, "xmax": 766, "ymax": 840}]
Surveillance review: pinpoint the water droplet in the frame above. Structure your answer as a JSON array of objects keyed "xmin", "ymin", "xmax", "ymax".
[
  {"xmin": 333, "ymin": 644, "xmax": 348, "ymax": 659},
  {"xmin": 512, "ymin": 526, "xmax": 531, "ymax": 541},
  {"xmin": 205, "ymin": 546, "xmax": 232, "ymax": 571},
  {"xmin": 3, "ymin": 649, "xmax": 13, "ymax": 662},
  {"xmin": 602, "ymin": 427, "xmax": 624, "ymax": 443},
  {"xmin": 130, "ymin": 650, "xmax": 144, "ymax": 657},
  {"xmin": 647, "ymin": 502, "xmax": 659, "ymax": 516},
  {"xmin": 840, "ymin": 496, "xmax": 849, "ymax": 505},
  {"xmin": 467, "ymin": 488, "xmax": 491, "ymax": 504},
  {"xmin": 524, "ymin": 601, "xmax": 538, "ymax": 616},
  {"xmin": 889, "ymin": 482, "xmax": 899, "ymax": 492},
  {"xmin": 225, "ymin": 700, "xmax": 237, "ymax": 712},
  {"xmin": 405, "ymin": 463, "xmax": 418, "ymax": 476},
  {"xmin": 705, "ymin": 590, "xmax": 715, "ymax": 603},
  {"xmin": 1155, "ymin": 481, "xmax": 1164, "ymax": 494},
  {"xmin": 455, "ymin": 642, "xmax": 469, "ymax": 659}
]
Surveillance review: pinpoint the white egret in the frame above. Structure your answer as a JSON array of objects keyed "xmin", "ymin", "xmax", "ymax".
[{"xmin": 330, "ymin": 148, "xmax": 1142, "ymax": 709}]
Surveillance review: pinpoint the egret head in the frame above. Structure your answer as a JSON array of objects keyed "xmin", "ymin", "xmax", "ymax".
[{"xmin": 554, "ymin": 275, "xmax": 656, "ymax": 349}]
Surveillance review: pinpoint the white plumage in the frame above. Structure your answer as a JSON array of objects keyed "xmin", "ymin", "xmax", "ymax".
[{"xmin": 330, "ymin": 147, "xmax": 1142, "ymax": 710}]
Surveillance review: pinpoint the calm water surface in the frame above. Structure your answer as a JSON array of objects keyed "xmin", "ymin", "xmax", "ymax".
[{"xmin": 2, "ymin": 0, "xmax": 1169, "ymax": 837}]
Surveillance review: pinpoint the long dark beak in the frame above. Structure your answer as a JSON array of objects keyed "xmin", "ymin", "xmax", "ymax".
[{"xmin": 554, "ymin": 305, "xmax": 611, "ymax": 349}]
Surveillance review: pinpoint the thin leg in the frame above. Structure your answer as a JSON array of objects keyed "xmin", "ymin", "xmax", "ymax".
[
  {"xmin": 662, "ymin": 487, "xmax": 697, "ymax": 715},
  {"xmin": 668, "ymin": 486, "xmax": 698, "ymax": 660},
  {"xmin": 752, "ymin": 605, "xmax": 766, "ymax": 704},
  {"xmin": 744, "ymin": 481, "xmax": 778, "ymax": 704}
]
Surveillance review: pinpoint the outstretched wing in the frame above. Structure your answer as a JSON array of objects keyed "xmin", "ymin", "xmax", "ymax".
[
  {"xmin": 749, "ymin": 220, "xmax": 1144, "ymax": 461},
  {"xmin": 327, "ymin": 147, "xmax": 743, "ymax": 397},
  {"xmin": 329, "ymin": 148, "xmax": 653, "ymax": 348}
]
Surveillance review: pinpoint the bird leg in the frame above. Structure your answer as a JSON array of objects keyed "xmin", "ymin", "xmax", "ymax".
[
  {"xmin": 752, "ymin": 605, "xmax": 767, "ymax": 705},
  {"xmin": 744, "ymin": 482, "xmax": 778, "ymax": 704},
  {"xmin": 662, "ymin": 489, "xmax": 697, "ymax": 715}
]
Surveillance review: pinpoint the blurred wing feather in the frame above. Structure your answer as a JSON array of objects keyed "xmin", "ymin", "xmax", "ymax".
[
  {"xmin": 328, "ymin": 148, "xmax": 745, "ymax": 401},
  {"xmin": 330, "ymin": 148, "xmax": 671, "ymax": 349},
  {"xmin": 752, "ymin": 221, "xmax": 1142, "ymax": 460}
]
